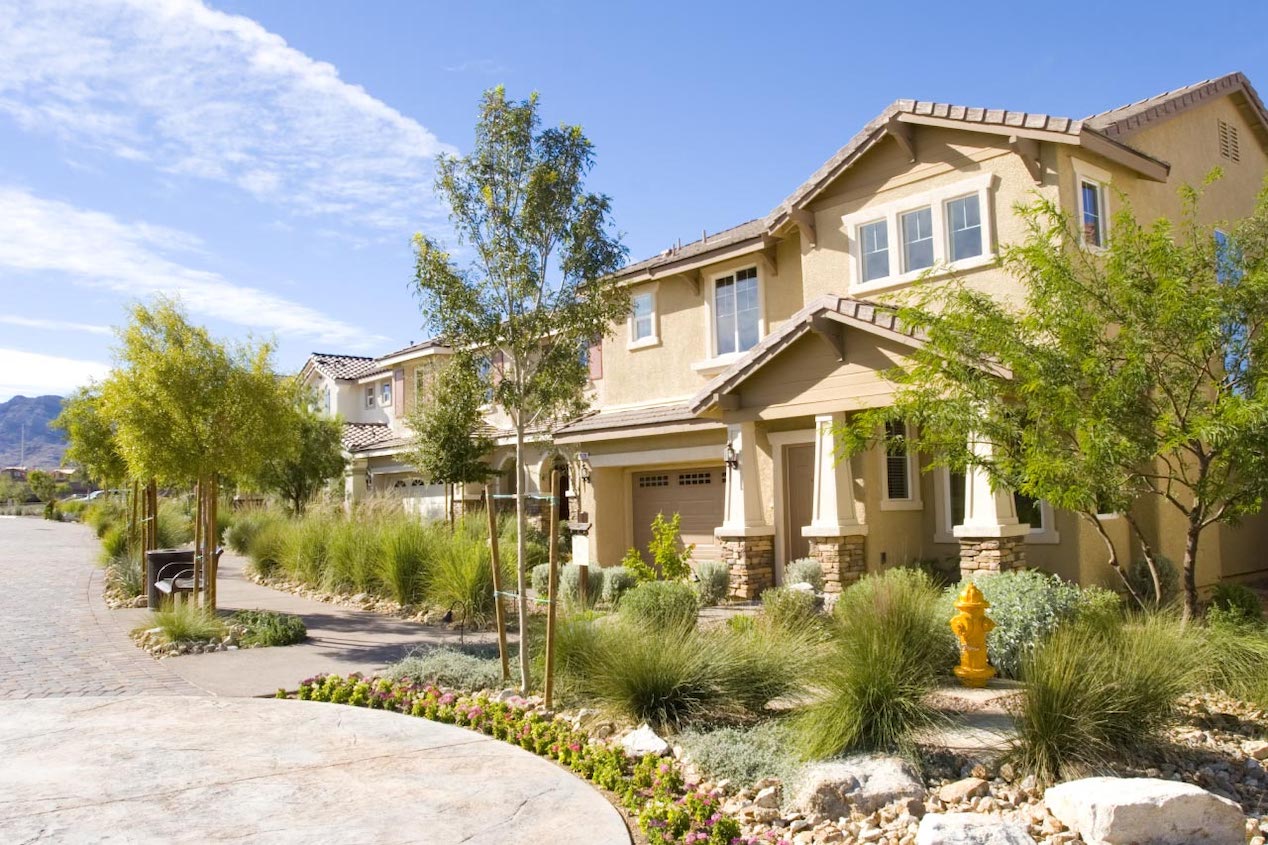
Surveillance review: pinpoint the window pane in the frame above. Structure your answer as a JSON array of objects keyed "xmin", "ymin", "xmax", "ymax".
[
  {"xmin": 1014, "ymin": 492, "xmax": 1042, "ymax": 529},
  {"xmin": 901, "ymin": 207, "xmax": 934, "ymax": 271},
  {"xmin": 860, "ymin": 220, "xmax": 889, "ymax": 282},
  {"xmin": 949, "ymin": 471, "xmax": 966, "ymax": 527},
  {"xmin": 946, "ymin": 195, "xmax": 982, "ymax": 262},
  {"xmin": 1081, "ymin": 181, "xmax": 1102, "ymax": 247},
  {"xmin": 884, "ymin": 420, "xmax": 910, "ymax": 500},
  {"xmin": 633, "ymin": 292, "xmax": 654, "ymax": 340},
  {"xmin": 736, "ymin": 272, "xmax": 759, "ymax": 352},
  {"xmin": 715, "ymin": 277, "xmax": 736, "ymax": 356}
]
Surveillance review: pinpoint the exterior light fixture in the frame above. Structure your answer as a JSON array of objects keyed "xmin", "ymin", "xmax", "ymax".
[{"xmin": 724, "ymin": 442, "xmax": 739, "ymax": 471}]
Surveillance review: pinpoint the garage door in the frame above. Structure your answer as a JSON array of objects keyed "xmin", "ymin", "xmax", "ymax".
[{"xmin": 632, "ymin": 467, "xmax": 725, "ymax": 562}]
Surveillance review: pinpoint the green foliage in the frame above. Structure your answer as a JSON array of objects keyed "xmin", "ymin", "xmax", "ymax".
[
  {"xmin": 1197, "ymin": 617, "xmax": 1268, "ymax": 708},
  {"xmin": 530, "ymin": 562, "xmax": 551, "ymax": 595},
  {"xmin": 622, "ymin": 546, "xmax": 655, "ymax": 582},
  {"xmin": 104, "ymin": 552, "xmax": 144, "ymax": 599},
  {"xmin": 156, "ymin": 499, "xmax": 192, "ymax": 548},
  {"xmin": 379, "ymin": 519, "xmax": 432, "ymax": 605},
  {"xmin": 845, "ymin": 184, "xmax": 1268, "ymax": 619},
  {"xmin": 224, "ymin": 511, "xmax": 274, "ymax": 555},
  {"xmin": 602, "ymin": 566, "xmax": 638, "ymax": 605},
  {"xmin": 388, "ymin": 646, "xmax": 504, "ymax": 691},
  {"xmin": 796, "ymin": 568, "xmax": 951, "ymax": 757},
  {"xmin": 762, "ymin": 587, "xmax": 820, "ymax": 632},
  {"xmin": 147, "ymin": 601, "xmax": 227, "ymax": 643},
  {"xmin": 427, "ymin": 528, "xmax": 504, "ymax": 629},
  {"xmin": 100, "ymin": 523, "xmax": 129, "ymax": 562},
  {"xmin": 619, "ymin": 580, "xmax": 699, "ymax": 631},
  {"xmin": 406, "ymin": 356, "xmax": 495, "ymax": 490},
  {"xmin": 254, "ymin": 386, "xmax": 346, "ymax": 515},
  {"xmin": 678, "ymin": 721, "xmax": 801, "ymax": 788},
  {"xmin": 1207, "ymin": 582, "xmax": 1262, "ymax": 624},
  {"xmin": 279, "ymin": 512, "xmax": 334, "ymax": 586},
  {"xmin": 230, "ymin": 610, "xmax": 307, "ymax": 647},
  {"xmin": 51, "ymin": 386, "xmax": 127, "ymax": 487},
  {"xmin": 785, "ymin": 558, "xmax": 824, "ymax": 592},
  {"xmin": 245, "ymin": 517, "xmax": 288, "ymax": 578},
  {"xmin": 26, "ymin": 469, "xmax": 56, "ymax": 504},
  {"xmin": 1010, "ymin": 614, "xmax": 1196, "ymax": 782},
  {"xmin": 648, "ymin": 512, "xmax": 693, "ymax": 580},
  {"xmin": 693, "ymin": 560, "xmax": 731, "ymax": 607},
  {"xmin": 1126, "ymin": 555, "xmax": 1180, "ymax": 609},
  {"xmin": 324, "ymin": 516, "xmax": 383, "ymax": 593}
]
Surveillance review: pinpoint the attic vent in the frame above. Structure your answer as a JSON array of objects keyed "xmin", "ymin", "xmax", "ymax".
[{"xmin": 1218, "ymin": 119, "xmax": 1240, "ymax": 163}]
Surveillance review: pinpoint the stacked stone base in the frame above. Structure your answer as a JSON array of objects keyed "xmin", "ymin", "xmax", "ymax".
[
  {"xmin": 720, "ymin": 535, "xmax": 774, "ymax": 600},
  {"xmin": 958, "ymin": 534, "xmax": 1026, "ymax": 578},
  {"xmin": 805, "ymin": 535, "xmax": 867, "ymax": 593}
]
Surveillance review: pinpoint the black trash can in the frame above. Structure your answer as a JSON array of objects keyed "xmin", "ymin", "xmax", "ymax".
[{"xmin": 146, "ymin": 548, "xmax": 194, "ymax": 609}]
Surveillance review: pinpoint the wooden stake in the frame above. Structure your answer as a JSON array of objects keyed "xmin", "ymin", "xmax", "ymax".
[
  {"xmin": 192, "ymin": 478, "xmax": 202, "ymax": 605},
  {"xmin": 543, "ymin": 469, "xmax": 561, "ymax": 708},
  {"xmin": 207, "ymin": 473, "xmax": 218, "ymax": 610},
  {"xmin": 485, "ymin": 485, "xmax": 510, "ymax": 683}
]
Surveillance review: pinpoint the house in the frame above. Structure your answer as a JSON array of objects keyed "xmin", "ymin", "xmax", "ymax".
[{"xmin": 311, "ymin": 72, "xmax": 1268, "ymax": 597}]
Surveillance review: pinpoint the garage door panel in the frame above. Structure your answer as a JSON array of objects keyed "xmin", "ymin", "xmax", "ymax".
[{"xmin": 632, "ymin": 467, "xmax": 724, "ymax": 562}]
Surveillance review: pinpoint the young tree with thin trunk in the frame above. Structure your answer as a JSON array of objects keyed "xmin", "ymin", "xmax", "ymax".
[
  {"xmin": 411, "ymin": 88, "xmax": 628, "ymax": 691},
  {"xmin": 255, "ymin": 384, "xmax": 346, "ymax": 515},
  {"xmin": 842, "ymin": 176, "xmax": 1268, "ymax": 619},
  {"xmin": 52, "ymin": 386, "xmax": 128, "ymax": 489}
]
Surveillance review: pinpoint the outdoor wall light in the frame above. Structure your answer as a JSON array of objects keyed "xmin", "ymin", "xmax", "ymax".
[
  {"xmin": 724, "ymin": 442, "xmax": 739, "ymax": 471},
  {"xmin": 576, "ymin": 451, "xmax": 592, "ymax": 485}
]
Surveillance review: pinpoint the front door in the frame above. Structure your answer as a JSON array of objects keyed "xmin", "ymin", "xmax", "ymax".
[{"xmin": 785, "ymin": 444, "xmax": 815, "ymax": 564}]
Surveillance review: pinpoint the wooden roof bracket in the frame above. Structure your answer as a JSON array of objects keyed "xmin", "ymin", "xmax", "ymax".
[
  {"xmin": 673, "ymin": 268, "xmax": 701, "ymax": 295},
  {"xmin": 757, "ymin": 236, "xmax": 779, "ymax": 278},
  {"xmin": 1009, "ymin": 135, "xmax": 1043, "ymax": 184},
  {"xmin": 789, "ymin": 207, "xmax": 817, "ymax": 247},
  {"xmin": 809, "ymin": 314, "xmax": 846, "ymax": 362},
  {"xmin": 886, "ymin": 115, "xmax": 916, "ymax": 162},
  {"xmin": 715, "ymin": 392, "xmax": 741, "ymax": 412}
]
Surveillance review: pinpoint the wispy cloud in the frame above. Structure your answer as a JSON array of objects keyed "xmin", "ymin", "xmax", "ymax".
[
  {"xmin": 0, "ymin": 186, "xmax": 385, "ymax": 349},
  {"xmin": 0, "ymin": 348, "xmax": 110, "ymax": 399},
  {"xmin": 0, "ymin": 316, "xmax": 112, "ymax": 336},
  {"xmin": 444, "ymin": 59, "xmax": 506, "ymax": 75},
  {"xmin": 0, "ymin": 0, "xmax": 454, "ymax": 232}
]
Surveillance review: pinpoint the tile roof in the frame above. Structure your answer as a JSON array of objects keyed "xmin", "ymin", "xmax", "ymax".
[
  {"xmin": 310, "ymin": 353, "xmax": 381, "ymax": 381},
  {"xmin": 1084, "ymin": 72, "xmax": 1268, "ymax": 145},
  {"xmin": 341, "ymin": 422, "xmax": 400, "ymax": 452},
  {"xmin": 555, "ymin": 403, "xmax": 720, "ymax": 437},
  {"xmin": 620, "ymin": 218, "xmax": 766, "ymax": 276}
]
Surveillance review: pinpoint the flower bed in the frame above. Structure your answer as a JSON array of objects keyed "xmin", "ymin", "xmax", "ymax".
[{"xmin": 284, "ymin": 674, "xmax": 787, "ymax": 845}]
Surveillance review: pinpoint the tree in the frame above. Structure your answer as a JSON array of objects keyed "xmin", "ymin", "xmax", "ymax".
[
  {"xmin": 255, "ymin": 384, "xmax": 346, "ymax": 515},
  {"xmin": 411, "ymin": 88, "xmax": 629, "ymax": 690},
  {"xmin": 100, "ymin": 298, "xmax": 295, "ymax": 608},
  {"xmin": 27, "ymin": 470, "xmax": 56, "ymax": 503},
  {"xmin": 843, "ymin": 176, "xmax": 1268, "ymax": 619},
  {"xmin": 52, "ymin": 386, "xmax": 128, "ymax": 488},
  {"xmin": 405, "ymin": 355, "xmax": 496, "ymax": 526}
]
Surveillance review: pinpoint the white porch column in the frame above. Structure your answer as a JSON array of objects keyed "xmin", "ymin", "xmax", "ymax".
[
  {"xmin": 952, "ymin": 436, "xmax": 1028, "ymax": 575},
  {"xmin": 800, "ymin": 413, "xmax": 867, "ymax": 592},
  {"xmin": 344, "ymin": 457, "xmax": 368, "ymax": 512},
  {"xmin": 719, "ymin": 421, "xmax": 772, "ymax": 535}
]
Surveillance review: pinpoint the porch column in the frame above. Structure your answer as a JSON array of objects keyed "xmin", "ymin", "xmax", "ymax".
[
  {"xmin": 344, "ymin": 457, "xmax": 368, "ymax": 512},
  {"xmin": 716, "ymin": 421, "xmax": 775, "ymax": 600},
  {"xmin": 801, "ymin": 413, "xmax": 868, "ymax": 593},
  {"xmin": 952, "ymin": 436, "xmax": 1028, "ymax": 577}
]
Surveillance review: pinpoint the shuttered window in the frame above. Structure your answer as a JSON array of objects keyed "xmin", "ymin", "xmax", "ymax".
[
  {"xmin": 884, "ymin": 419, "xmax": 911, "ymax": 500},
  {"xmin": 1219, "ymin": 119, "xmax": 1240, "ymax": 163}
]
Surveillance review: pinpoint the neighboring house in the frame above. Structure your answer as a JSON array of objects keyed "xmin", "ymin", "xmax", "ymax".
[
  {"xmin": 1, "ymin": 466, "xmax": 28, "ymax": 482},
  {"xmin": 311, "ymin": 73, "xmax": 1268, "ymax": 597}
]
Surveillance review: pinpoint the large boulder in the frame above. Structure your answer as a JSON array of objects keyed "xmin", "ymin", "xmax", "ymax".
[
  {"xmin": 790, "ymin": 754, "xmax": 925, "ymax": 818},
  {"xmin": 620, "ymin": 724, "xmax": 670, "ymax": 757},
  {"xmin": 916, "ymin": 813, "xmax": 1036, "ymax": 845},
  {"xmin": 1044, "ymin": 777, "xmax": 1244, "ymax": 845}
]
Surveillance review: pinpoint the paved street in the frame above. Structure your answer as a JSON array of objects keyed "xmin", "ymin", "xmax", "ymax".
[{"xmin": 0, "ymin": 516, "xmax": 196, "ymax": 699}]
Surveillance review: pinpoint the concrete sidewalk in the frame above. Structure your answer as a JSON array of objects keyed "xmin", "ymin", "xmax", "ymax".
[{"xmin": 147, "ymin": 550, "xmax": 503, "ymax": 697}]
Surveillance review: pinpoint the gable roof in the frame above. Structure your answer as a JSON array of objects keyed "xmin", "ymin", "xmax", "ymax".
[
  {"xmin": 308, "ymin": 353, "xmax": 381, "ymax": 381},
  {"xmin": 1084, "ymin": 72, "xmax": 1268, "ymax": 148},
  {"xmin": 341, "ymin": 422, "xmax": 400, "ymax": 452}
]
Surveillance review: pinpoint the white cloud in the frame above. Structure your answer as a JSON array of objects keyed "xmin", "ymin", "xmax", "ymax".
[
  {"xmin": 0, "ymin": 348, "xmax": 110, "ymax": 399},
  {"xmin": 0, "ymin": 0, "xmax": 453, "ymax": 231},
  {"xmin": 0, "ymin": 316, "xmax": 112, "ymax": 336},
  {"xmin": 0, "ymin": 186, "xmax": 384, "ymax": 348}
]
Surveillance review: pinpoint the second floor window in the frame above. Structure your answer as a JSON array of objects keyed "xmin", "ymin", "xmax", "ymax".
[
  {"xmin": 631, "ymin": 292, "xmax": 655, "ymax": 342},
  {"xmin": 901, "ymin": 207, "xmax": 935, "ymax": 272},
  {"xmin": 380, "ymin": 380, "xmax": 393, "ymax": 407},
  {"xmin": 365, "ymin": 385, "xmax": 375, "ymax": 409},
  {"xmin": 946, "ymin": 194, "xmax": 983, "ymax": 261},
  {"xmin": 860, "ymin": 220, "xmax": 889, "ymax": 283},
  {"xmin": 715, "ymin": 267, "xmax": 759, "ymax": 356},
  {"xmin": 1080, "ymin": 179, "xmax": 1105, "ymax": 247}
]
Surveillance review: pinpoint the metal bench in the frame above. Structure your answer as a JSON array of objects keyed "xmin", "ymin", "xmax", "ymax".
[{"xmin": 152, "ymin": 547, "xmax": 223, "ymax": 603}]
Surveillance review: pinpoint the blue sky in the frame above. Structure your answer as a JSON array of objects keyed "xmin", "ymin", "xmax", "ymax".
[{"xmin": 1, "ymin": 0, "xmax": 1266, "ymax": 400}]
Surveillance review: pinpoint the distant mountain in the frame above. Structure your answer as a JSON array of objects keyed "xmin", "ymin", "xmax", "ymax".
[{"xmin": 0, "ymin": 395, "xmax": 67, "ymax": 469}]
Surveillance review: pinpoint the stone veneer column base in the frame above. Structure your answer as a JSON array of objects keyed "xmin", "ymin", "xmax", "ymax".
[
  {"xmin": 719, "ymin": 535, "xmax": 775, "ymax": 600},
  {"xmin": 958, "ymin": 534, "xmax": 1026, "ymax": 579},
  {"xmin": 805, "ymin": 535, "xmax": 867, "ymax": 593}
]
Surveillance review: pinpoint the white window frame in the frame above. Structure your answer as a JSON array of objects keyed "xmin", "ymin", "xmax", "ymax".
[
  {"xmin": 945, "ymin": 192, "xmax": 985, "ymax": 263},
  {"xmin": 693, "ymin": 264, "xmax": 766, "ymax": 373},
  {"xmin": 628, "ymin": 285, "xmax": 659, "ymax": 350},
  {"xmin": 1071, "ymin": 157, "xmax": 1112, "ymax": 252},
  {"xmin": 878, "ymin": 420, "xmax": 922, "ymax": 511},
  {"xmin": 380, "ymin": 380, "xmax": 393, "ymax": 407},
  {"xmin": 844, "ymin": 173, "xmax": 995, "ymax": 295},
  {"xmin": 899, "ymin": 205, "xmax": 936, "ymax": 274},
  {"xmin": 933, "ymin": 467, "xmax": 1060, "ymax": 544},
  {"xmin": 365, "ymin": 385, "xmax": 375, "ymax": 409}
]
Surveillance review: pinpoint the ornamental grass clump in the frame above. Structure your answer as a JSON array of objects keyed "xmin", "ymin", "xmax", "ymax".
[
  {"xmin": 795, "ymin": 568, "xmax": 951, "ymax": 757},
  {"xmin": 378, "ymin": 519, "xmax": 432, "ymax": 605},
  {"xmin": 426, "ymin": 529, "xmax": 505, "ymax": 629},
  {"xmin": 1009, "ymin": 612, "xmax": 1196, "ymax": 783},
  {"xmin": 324, "ymin": 516, "xmax": 384, "ymax": 594},
  {"xmin": 619, "ymin": 580, "xmax": 699, "ymax": 631},
  {"xmin": 245, "ymin": 518, "xmax": 288, "ymax": 578},
  {"xmin": 279, "ymin": 512, "xmax": 333, "ymax": 586},
  {"xmin": 149, "ymin": 600, "xmax": 226, "ymax": 643},
  {"xmin": 761, "ymin": 586, "xmax": 820, "ymax": 632},
  {"xmin": 105, "ymin": 552, "xmax": 144, "ymax": 599},
  {"xmin": 1196, "ymin": 615, "xmax": 1268, "ymax": 708}
]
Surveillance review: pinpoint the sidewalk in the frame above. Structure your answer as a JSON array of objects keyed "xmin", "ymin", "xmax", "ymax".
[{"xmin": 147, "ymin": 551, "xmax": 502, "ymax": 697}]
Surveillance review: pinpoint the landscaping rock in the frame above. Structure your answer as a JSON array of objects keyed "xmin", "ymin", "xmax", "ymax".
[
  {"xmin": 790, "ymin": 754, "xmax": 925, "ymax": 819},
  {"xmin": 1245, "ymin": 739, "xmax": 1268, "ymax": 761},
  {"xmin": 916, "ymin": 813, "xmax": 1035, "ymax": 845},
  {"xmin": 1044, "ymin": 776, "xmax": 1244, "ymax": 845},
  {"xmin": 621, "ymin": 724, "xmax": 669, "ymax": 757},
  {"xmin": 938, "ymin": 776, "xmax": 989, "ymax": 804}
]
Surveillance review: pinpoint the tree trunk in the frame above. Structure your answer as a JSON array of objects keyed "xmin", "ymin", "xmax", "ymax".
[
  {"xmin": 1181, "ymin": 516, "xmax": 1202, "ymax": 622},
  {"xmin": 514, "ymin": 423, "xmax": 529, "ymax": 694},
  {"xmin": 1084, "ymin": 511, "xmax": 1146, "ymax": 609}
]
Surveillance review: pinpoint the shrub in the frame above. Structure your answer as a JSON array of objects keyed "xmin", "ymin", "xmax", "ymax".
[
  {"xmin": 945, "ymin": 570, "xmax": 1087, "ymax": 679},
  {"xmin": 1197, "ymin": 619, "xmax": 1268, "ymax": 708},
  {"xmin": 224, "ymin": 511, "xmax": 275, "ymax": 555},
  {"xmin": 784, "ymin": 558, "xmax": 824, "ymax": 592},
  {"xmin": 230, "ymin": 610, "xmax": 307, "ymax": 647},
  {"xmin": 427, "ymin": 530, "xmax": 502, "ymax": 629},
  {"xmin": 156, "ymin": 499, "xmax": 193, "ymax": 548},
  {"xmin": 279, "ymin": 513, "xmax": 333, "ymax": 586},
  {"xmin": 105, "ymin": 552, "xmax": 144, "ymax": 599},
  {"xmin": 796, "ymin": 568, "xmax": 951, "ymax": 757},
  {"xmin": 693, "ymin": 560, "xmax": 731, "ymax": 607},
  {"xmin": 147, "ymin": 601, "xmax": 226, "ymax": 643},
  {"xmin": 619, "ymin": 580, "xmax": 698, "ymax": 631},
  {"xmin": 1207, "ymin": 582, "xmax": 1263, "ymax": 624},
  {"xmin": 100, "ymin": 523, "xmax": 129, "ymax": 562},
  {"xmin": 678, "ymin": 720, "xmax": 800, "ymax": 787},
  {"xmin": 388, "ymin": 646, "xmax": 505, "ymax": 691},
  {"xmin": 1126, "ymin": 554, "xmax": 1180, "ymax": 608},
  {"xmin": 531, "ymin": 562, "xmax": 551, "ymax": 596},
  {"xmin": 246, "ymin": 519, "xmax": 288, "ymax": 578},
  {"xmin": 324, "ymin": 517, "xmax": 383, "ymax": 593},
  {"xmin": 1076, "ymin": 585, "xmax": 1125, "ymax": 628},
  {"xmin": 602, "ymin": 566, "xmax": 638, "ymax": 605},
  {"xmin": 1010, "ymin": 614, "xmax": 1196, "ymax": 782},
  {"xmin": 379, "ymin": 520, "xmax": 431, "ymax": 605},
  {"xmin": 648, "ymin": 512, "xmax": 694, "ymax": 580},
  {"xmin": 621, "ymin": 546, "xmax": 654, "ymax": 582},
  {"xmin": 762, "ymin": 587, "xmax": 820, "ymax": 631}
]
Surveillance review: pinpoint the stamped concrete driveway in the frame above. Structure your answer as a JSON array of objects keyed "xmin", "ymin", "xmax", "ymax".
[{"xmin": 0, "ymin": 517, "xmax": 195, "ymax": 699}]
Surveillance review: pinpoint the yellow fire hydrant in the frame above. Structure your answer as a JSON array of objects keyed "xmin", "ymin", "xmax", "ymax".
[{"xmin": 950, "ymin": 582, "xmax": 996, "ymax": 687}]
